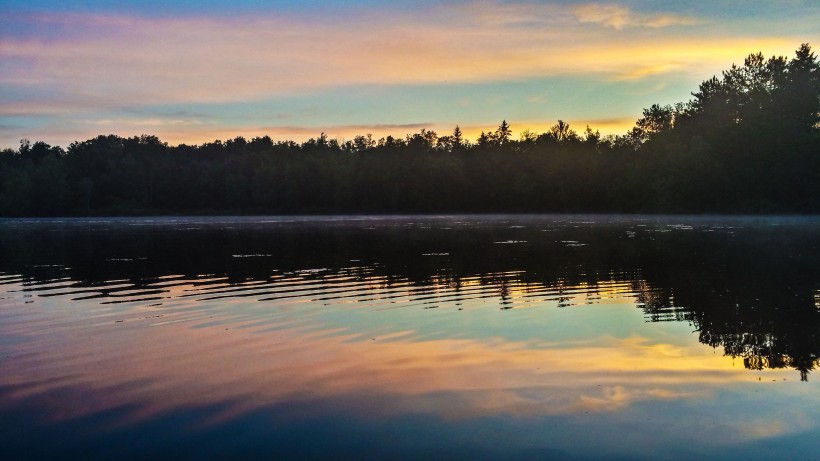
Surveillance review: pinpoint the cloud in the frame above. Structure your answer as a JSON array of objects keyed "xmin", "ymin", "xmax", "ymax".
[
  {"xmin": 574, "ymin": 3, "xmax": 698, "ymax": 30},
  {"xmin": 0, "ymin": 2, "xmax": 807, "ymax": 147},
  {"xmin": 1, "ymin": 7, "xmax": 794, "ymax": 111},
  {"xmin": 576, "ymin": 385, "xmax": 702, "ymax": 412},
  {"xmin": 442, "ymin": 0, "xmax": 571, "ymax": 28}
]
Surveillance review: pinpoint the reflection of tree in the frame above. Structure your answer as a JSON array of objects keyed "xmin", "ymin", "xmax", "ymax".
[
  {"xmin": 634, "ymin": 227, "xmax": 820, "ymax": 380},
  {"xmin": 689, "ymin": 297, "xmax": 820, "ymax": 381},
  {"xmin": 498, "ymin": 279, "xmax": 512, "ymax": 309},
  {"xmin": 631, "ymin": 282, "xmax": 684, "ymax": 322},
  {"xmin": 624, "ymin": 269, "xmax": 820, "ymax": 380},
  {"xmin": 2, "ymin": 218, "xmax": 819, "ymax": 379}
]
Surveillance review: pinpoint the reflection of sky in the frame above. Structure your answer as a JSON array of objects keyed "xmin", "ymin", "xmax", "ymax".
[
  {"xmin": 2, "ymin": 215, "xmax": 820, "ymax": 460},
  {"xmin": 3, "ymin": 267, "xmax": 819, "ymax": 460},
  {"xmin": 2, "ymin": 1, "xmax": 819, "ymax": 148}
]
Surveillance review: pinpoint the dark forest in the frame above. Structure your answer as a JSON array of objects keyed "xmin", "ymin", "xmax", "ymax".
[{"xmin": 2, "ymin": 44, "xmax": 818, "ymax": 216}]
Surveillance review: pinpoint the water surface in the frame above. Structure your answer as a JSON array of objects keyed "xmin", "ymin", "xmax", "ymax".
[{"xmin": 2, "ymin": 215, "xmax": 819, "ymax": 460}]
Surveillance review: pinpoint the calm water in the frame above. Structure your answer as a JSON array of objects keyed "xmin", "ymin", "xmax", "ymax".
[{"xmin": 1, "ymin": 215, "xmax": 820, "ymax": 460}]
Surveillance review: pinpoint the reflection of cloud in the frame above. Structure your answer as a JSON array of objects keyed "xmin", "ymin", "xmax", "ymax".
[
  {"xmin": 2, "ymin": 263, "xmax": 817, "ymax": 453},
  {"xmin": 2, "ymin": 303, "xmax": 763, "ymax": 430},
  {"xmin": 574, "ymin": 3, "xmax": 698, "ymax": 30},
  {"xmin": 738, "ymin": 420, "xmax": 789, "ymax": 439},
  {"xmin": 576, "ymin": 385, "xmax": 702, "ymax": 412}
]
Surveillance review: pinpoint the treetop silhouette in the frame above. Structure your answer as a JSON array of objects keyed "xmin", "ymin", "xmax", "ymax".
[{"xmin": 1, "ymin": 43, "xmax": 818, "ymax": 216}]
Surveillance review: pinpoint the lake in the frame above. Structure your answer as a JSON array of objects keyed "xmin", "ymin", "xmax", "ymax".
[{"xmin": 1, "ymin": 215, "xmax": 819, "ymax": 460}]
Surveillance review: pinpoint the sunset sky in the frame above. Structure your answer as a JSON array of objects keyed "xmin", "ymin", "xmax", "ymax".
[{"xmin": 1, "ymin": 0, "xmax": 818, "ymax": 149}]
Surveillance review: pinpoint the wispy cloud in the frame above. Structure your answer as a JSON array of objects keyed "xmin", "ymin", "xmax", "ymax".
[
  {"xmin": 574, "ymin": 3, "xmax": 698, "ymax": 30},
  {"xmin": 0, "ymin": 1, "xmax": 808, "ymax": 147},
  {"xmin": 1, "ymin": 6, "xmax": 793, "ymax": 110}
]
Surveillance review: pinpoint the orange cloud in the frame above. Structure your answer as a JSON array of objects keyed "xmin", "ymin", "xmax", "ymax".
[
  {"xmin": 0, "ymin": 3, "xmax": 809, "ymax": 148},
  {"xmin": 0, "ymin": 8, "xmax": 802, "ymax": 111}
]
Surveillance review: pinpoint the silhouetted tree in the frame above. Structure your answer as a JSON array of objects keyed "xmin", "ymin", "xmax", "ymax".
[
  {"xmin": 495, "ymin": 120, "xmax": 512, "ymax": 145},
  {"xmin": 0, "ymin": 43, "xmax": 816, "ymax": 216}
]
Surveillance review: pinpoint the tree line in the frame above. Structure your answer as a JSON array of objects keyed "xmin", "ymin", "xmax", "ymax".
[{"xmin": 1, "ymin": 44, "xmax": 818, "ymax": 216}]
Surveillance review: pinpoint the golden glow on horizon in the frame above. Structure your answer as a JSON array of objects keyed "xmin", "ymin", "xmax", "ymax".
[
  {"xmin": 457, "ymin": 117, "xmax": 637, "ymax": 144},
  {"xmin": 49, "ymin": 117, "xmax": 637, "ymax": 147}
]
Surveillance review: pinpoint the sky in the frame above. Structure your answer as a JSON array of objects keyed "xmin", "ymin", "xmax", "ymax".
[{"xmin": 1, "ymin": 0, "xmax": 818, "ymax": 149}]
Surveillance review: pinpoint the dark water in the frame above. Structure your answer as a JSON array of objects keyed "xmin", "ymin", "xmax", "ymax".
[{"xmin": 1, "ymin": 215, "xmax": 819, "ymax": 460}]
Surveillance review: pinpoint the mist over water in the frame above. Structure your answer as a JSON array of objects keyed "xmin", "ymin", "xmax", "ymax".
[{"xmin": 2, "ymin": 215, "xmax": 819, "ymax": 460}]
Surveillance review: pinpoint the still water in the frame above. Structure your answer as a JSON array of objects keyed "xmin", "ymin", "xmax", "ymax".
[{"xmin": 1, "ymin": 215, "xmax": 819, "ymax": 460}]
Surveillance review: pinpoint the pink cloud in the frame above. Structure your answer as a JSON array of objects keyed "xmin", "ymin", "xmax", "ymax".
[{"xmin": 1, "ymin": 7, "xmax": 799, "ymax": 112}]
